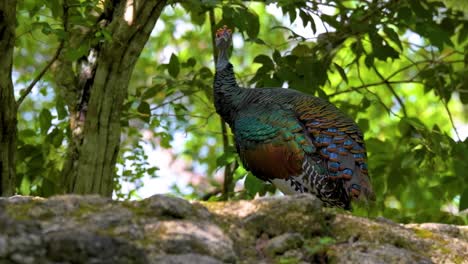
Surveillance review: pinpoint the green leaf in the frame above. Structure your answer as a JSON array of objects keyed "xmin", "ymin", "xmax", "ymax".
[
  {"xmin": 364, "ymin": 54, "xmax": 374, "ymax": 68},
  {"xmin": 199, "ymin": 67, "xmax": 213, "ymax": 79},
  {"xmin": 33, "ymin": 22, "xmax": 53, "ymax": 35},
  {"xmin": 41, "ymin": 23, "xmax": 53, "ymax": 35},
  {"xmin": 184, "ymin": 57, "xmax": 196, "ymax": 68},
  {"xmin": 369, "ymin": 32, "xmax": 400, "ymax": 61},
  {"xmin": 244, "ymin": 173, "xmax": 265, "ymax": 196},
  {"xmin": 350, "ymin": 40, "xmax": 364, "ymax": 60},
  {"xmin": 291, "ymin": 44, "xmax": 311, "ymax": 56},
  {"xmin": 190, "ymin": 10, "xmax": 206, "ymax": 25},
  {"xmin": 405, "ymin": 117, "xmax": 426, "ymax": 131},
  {"xmin": 397, "ymin": 6, "xmax": 412, "ymax": 22},
  {"xmin": 362, "ymin": 98, "xmax": 371, "ymax": 109},
  {"xmin": 216, "ymin": 152, "xmax": 236, "ymax": 168},
  {"xmin": 333, "ymin": 63, "xmax": 348, "ymax": 83},
  {"xmin": 137, "ymin": 102, "xmax": 151, "ymax": 123},
  {"xmin": 64, "ymin": 44, "xmax": 89, "ymax": 61},
  {"xmin": 17, "ymin": 144, "xmax": 40, "ymax": 161},
  {"xmin": 460, "ymin": 91, "xmax": 468, "ymax": 105},
  {"xmin": 465, "ymin": 46, "xmax": 468, "ymax": 66},
  {"xmin": 147, "ymin": 166, "xmax": 159, "ymax": 176},
  {"xmin": 20, "ymin": 129, "xmax": 37, "ymax": 138},
  {"xmin": 249, "ymin": 38, "xmax": 266, "ymax": 45},
  {"xmin": 358, "ymin": 119, "xmax": 369, "ymax": 132},
  {"xmin": 157, "ymin": 132, "xmax": 172, "ymax": 148},
  {"xmin": 29, "ymin": 153, "xmax": 45, "ymax": 171},
  {"xmin": 383, "ymin": 26, "xmax": 403, "ymax": 50},
  {"xmin": 46, "ymin": 128, "xmax": 64, "ymax": 148},
  {"xmin": 39, "ymin": 109, "xmax": 53, "ymax": 135},
  {"xmin": 56, "ymin": 99, "xmax": 67, "ymax": 120},
  {"xmin": 457, "ymin": 23, "xmax": 468, "ymax": 45},
  {"xmin": 253, "ymin": 55, "xmax": 274, "ymax": 71},
  {"xmin": 168, "ymin": 53, "xmax": 180, "ymax": 78},
  {"xmin": 460, "ymin": 189, "xmax": 468, "ymax": 211},
  {"xmin": 273, "ymin": 50, "xmax": 282, "ymax": 64},
  {"xmin": 299, "ymin": 10, "xmax": 310, "ymax": 28},
  {"xmin": 44, "ymin": 0, "xmax": 61, "ymax": 18},
  {"xmin": 101, "ymin": 29, "xmax": 113, "ymax": 42},
  {"xmin": 142, "ymin": 86, "xmax": 162, "ymax": 100},
  {"xmin": 20, "ymin": 175, "xmax": 31, "ymax": 196},
  {"xmin": 245, "ymin": 10, "xmax": 259, "ymax": 38},
  {"xmin": 320, "ymin": 14, "xmax": 341, "ymax": 29}
]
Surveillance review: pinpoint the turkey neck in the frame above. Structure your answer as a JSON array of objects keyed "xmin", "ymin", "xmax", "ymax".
[{"xmin": 214, "ymin": 60, "xmax": 248, "ymax": 125}]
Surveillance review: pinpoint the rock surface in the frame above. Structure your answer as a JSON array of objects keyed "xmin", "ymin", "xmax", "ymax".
[{"xmin": 0, "ymin": 194, "xmax": 466, "ymax": 263}]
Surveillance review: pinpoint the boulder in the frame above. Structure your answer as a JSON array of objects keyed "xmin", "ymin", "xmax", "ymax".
[{"xmin": 0, "ymin": 194, "xmax": 466, "ymax": 263}]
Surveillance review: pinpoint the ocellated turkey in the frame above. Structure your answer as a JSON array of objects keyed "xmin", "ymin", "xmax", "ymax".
[{"xmin": 213, "ymin": 26, "xmax": 375, "ymax": 209}]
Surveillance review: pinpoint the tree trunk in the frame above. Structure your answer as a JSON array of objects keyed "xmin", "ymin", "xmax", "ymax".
[
  {"xmin": 57, "ymin": 0, "xmax": 167, "ymax": 196},
  {"xmin": 0, "ymin": 1, "xmax": 17, "ymax": 196}
]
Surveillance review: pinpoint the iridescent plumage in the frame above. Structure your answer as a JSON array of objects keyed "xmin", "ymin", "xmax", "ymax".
[{"xmin": 213, "ymin": 26, "xmax": 374, "ymax": 209}]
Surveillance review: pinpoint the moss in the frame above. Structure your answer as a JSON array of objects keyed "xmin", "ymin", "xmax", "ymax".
[
  {"xmin": 414, "ymin": 229, "xmax": 434, "ymax": 239},
  {"xmin": 70, "ymin": 203, "xmax": 100, "ymax": 218},
  {"xmin": 199, "ymin": 201, "xmax": 225, "ymax": 212},
  {"xmin": 276, "ymin": 256, "xmax": 301, "ymax": 264},
  {"xmin": 454, "ymin": 255, "xmax": 466, "ymax": 264},
  {"xmin": 304, "ymin": 236, "xmax": 336, "ymax": 256},
  {"xmin": 391, "ymin": 236, "xmax": 412, "ymax": 249},
  {"xmin": 121, "ymin": 201, "xmax": 150, "ymax": 217},
  {"xmin": 5, "ymin": 202, "xmax": 39, "ymax": 220}
]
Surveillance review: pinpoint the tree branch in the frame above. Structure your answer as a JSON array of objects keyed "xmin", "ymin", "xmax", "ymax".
[
  {"xmin": 16, "ymin": 41, "xmax": 65, "ymax": 108},
  {"xmin": 16, "ymin": 3, "xmax": 70, "ymax": 108},
  {"xmin": 364, "ymin": 87, "xmax": 400, "ymax": 117},
  {"xmin": 329, "ymin": 80, "xmax": 422, "ymax": 97},
  {"xmin": 150, "ymin": 94, "xmax": 185, "ymax": 110},
  {"xmin": 442, "ymin": 99, "xmax": 461, "ymax": 141},
  {"xmin": 370, "ymin": 64, "xmax": 408, "ymax": 116}
]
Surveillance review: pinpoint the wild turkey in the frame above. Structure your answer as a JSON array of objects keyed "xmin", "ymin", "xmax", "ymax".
[{"xmin": 213, "ymin": 26, "xmax": 375, "ymax": 209}]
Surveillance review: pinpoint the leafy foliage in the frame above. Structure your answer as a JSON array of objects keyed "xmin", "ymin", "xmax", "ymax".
[{"xmin": 11, "ymin": 0, "xmax": 468, "ymax": 224}]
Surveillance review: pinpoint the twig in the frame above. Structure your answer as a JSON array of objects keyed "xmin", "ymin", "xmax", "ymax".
[
  {"xmin": 329, "ymin": 80, "xmax": 422, "ymax": 97},
  {"xmin": 184, "ymin": 112, "xmax": 217, "ymax": 133},
  {"xmin": 332, "ymin": 57, "xmax": 463, "ymax": 97},
  {"xmin": 150, "ymin": 94, "xmax": 185, "ymax": 110},
  {"xmin": 191, "ymin": 93, "xmax": 213, "ymax": 109},
  {"xmin": 16, "ymin": 41, "xmax": 65, "ymax": 108},
  {"xmin": 364, "ymin": 87, "xmax": 400, "ymax": 117},
  {"xmin": 201, "ymin": 188, "xmax": 222, "ymax": 201},
  {"xmin": 16, "ymin": 4, "xmax": 69, "ymax": 108},
  {"xmin": 442, "ymin": 100, "xmax": 461, "ymax": 141},
  {"xmin": 151, "ymin": 113, "xmax": 214, "ymax": 119},
  {"xmin": 371, "ymin": 64, "xmax": 408, "ymax": 116}
]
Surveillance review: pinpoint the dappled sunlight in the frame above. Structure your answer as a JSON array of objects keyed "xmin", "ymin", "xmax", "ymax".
[{"xmin": 124, "ymin": 0, "xmax": 134, "ymax": 25}]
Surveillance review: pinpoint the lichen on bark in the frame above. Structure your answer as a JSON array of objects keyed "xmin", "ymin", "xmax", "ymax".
[{"xmin": 51, "ymin": 0, "xmax": 168, "ymax": 196}]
